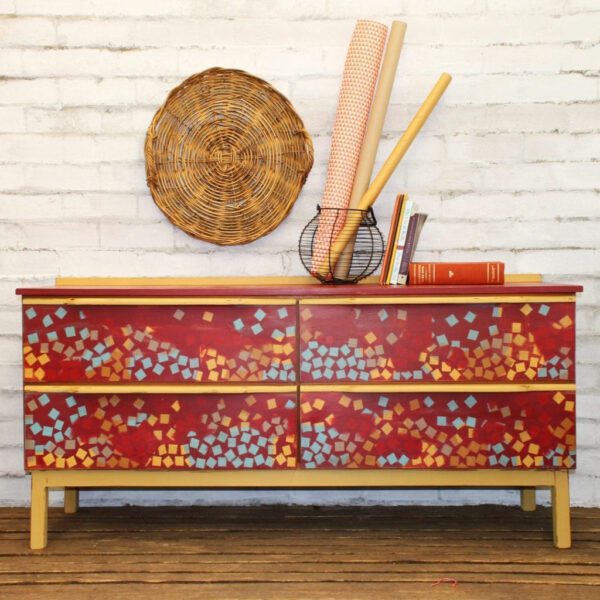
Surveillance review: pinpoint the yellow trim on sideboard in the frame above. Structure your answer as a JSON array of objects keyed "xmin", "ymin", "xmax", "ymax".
[
  {"xmin": 300, "ymin": 295, "xmax": 575, "ymax": 305},
  {"xmin": 22, "ymin": 297, "xmax": 297, "ymax": 306},
  {"xmin": 54, "ymin": 274, "xmax": 543, "ymax": 286},
  {"xmin": 24, "ymin": 383, "xmax": 575, "ymax": 395},
  {"xmin": 22, "ymin": 294, "xmax": 575, "ymax": 306},
  {"xmin": 31, "ymin": 468, "xmax": 557, "ymax": 489},
  {"xmin": 505, "ymin": 273, "xmax": 543, "ymax": 283}
]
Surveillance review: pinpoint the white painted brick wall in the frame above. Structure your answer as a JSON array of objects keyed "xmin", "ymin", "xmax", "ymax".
[{"xmin": 0, "ymin": 0, "xmax": 598, "ymax": 508}]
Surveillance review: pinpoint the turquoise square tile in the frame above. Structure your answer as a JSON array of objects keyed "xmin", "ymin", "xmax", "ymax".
[{"xmin": 445, "ymin": 314, "xmax": 458, "ymax": 327}]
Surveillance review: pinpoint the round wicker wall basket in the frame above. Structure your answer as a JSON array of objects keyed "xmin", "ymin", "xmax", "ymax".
[{"xmin": 145, "ymin": 68, "xmax": 314, "ymax": 245}]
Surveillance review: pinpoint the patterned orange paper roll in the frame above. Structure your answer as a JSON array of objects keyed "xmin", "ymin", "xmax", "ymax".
[{"xmin": 311, "ymin": 20, "xmax": 388, "ymax": 276}]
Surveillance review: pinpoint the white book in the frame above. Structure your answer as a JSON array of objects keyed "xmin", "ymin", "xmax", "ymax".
[{"xmin": 388, "ymin": 200, "xmax": 413, "ymax": 285}]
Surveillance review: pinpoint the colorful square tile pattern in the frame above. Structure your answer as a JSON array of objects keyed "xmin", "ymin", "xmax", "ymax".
[
  {"xmin": 25, "ymin": 393, "xmax": 297, "ymax": 470},
  {"xmin": 23, "ymin": 305, "xmax": 296, "ymax": 383},
  {"xmin": 300, "ymin": 303, "xmax": 575, "ymax": 383},
  {"xmin": 300, "ymin": 391, "xmax": 575, "ymax": 469}
]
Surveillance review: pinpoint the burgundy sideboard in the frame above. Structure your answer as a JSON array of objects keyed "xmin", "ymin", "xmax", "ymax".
[{"xmin": 17, "ymin": 277, "xmax": 582, "ymax": 549}]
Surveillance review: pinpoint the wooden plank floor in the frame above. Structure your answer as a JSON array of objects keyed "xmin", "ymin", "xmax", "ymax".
[{"xmin": 1, "ymin": 504, "xmax": 599, "ymax": 599}]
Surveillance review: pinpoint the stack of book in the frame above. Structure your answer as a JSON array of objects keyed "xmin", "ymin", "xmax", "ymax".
[
  {"xmin": 379, "ymin": 193, "xmax": 428, "ymax": 285},
  {"xmin": 380, "ymin": 193, "xmax": 506, "ymax": 285}
]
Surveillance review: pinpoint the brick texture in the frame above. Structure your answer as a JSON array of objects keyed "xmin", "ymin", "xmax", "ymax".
[{"xmin": 0, "ymin": 0, "xmax": 598, "ymax": 507}]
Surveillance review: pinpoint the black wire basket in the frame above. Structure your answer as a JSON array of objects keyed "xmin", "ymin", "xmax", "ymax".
[{"xmin": 299, "ymin": 206, "xmax": 384, "ymax": 284}]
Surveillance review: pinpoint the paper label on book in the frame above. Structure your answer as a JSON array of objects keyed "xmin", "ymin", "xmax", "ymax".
[{"xmin": 389, "ymin": 201, "xmax": 413, "ymax": 284}]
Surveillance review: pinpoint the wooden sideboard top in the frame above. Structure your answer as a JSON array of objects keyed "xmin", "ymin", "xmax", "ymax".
[{"xmin": 17, "ymin": 281, "xmax": 583, "ymax": 297}]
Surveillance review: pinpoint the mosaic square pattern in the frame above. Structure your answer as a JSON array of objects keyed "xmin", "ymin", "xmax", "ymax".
[
  {"xmin": 300, "ymin": 391, "xmax": 575, "ymax": 469},
  {"xmin": 25, "ymin": 392, "xmax": 297, "ymax": 470},
  {"xmin": 300, "ymin": 303, "xmax": 575, "ymax": 383},
  {"xmin": 23, "ymin": 304, "xmax": 297, "ymax": 383}
]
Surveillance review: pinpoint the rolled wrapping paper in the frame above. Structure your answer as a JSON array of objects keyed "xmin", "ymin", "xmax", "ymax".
[
  {"xmin": 311, "ymin": 20, "xmax": 388, "ymax": 275},
  {"xmin": 316, "ymin": 72, "xmax": 452, "ymax": 277},
  {"xmin": 334, "ymin": 21, "xmax": 407, "ymax": 279}
]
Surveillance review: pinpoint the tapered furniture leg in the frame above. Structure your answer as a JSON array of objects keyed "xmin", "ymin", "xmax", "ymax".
[
  {"xmin": 64, "ymin": 488, "xmax": 79, "ymax": 514},
  {"xmin": 520, "ymin": 488, "xmax": 536, "ymax": 511},
  {"xmin": 552, "ymin": 470, "xmax": 571, "ymax": 549},
  {"xmin": 30, "ymin": 472, "xmax": 48, "ymax": 550}
]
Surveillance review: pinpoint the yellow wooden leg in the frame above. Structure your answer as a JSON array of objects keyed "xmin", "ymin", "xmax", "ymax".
[
  {"xmin": 64, "ymin": 488, "xmax": 79, "ymax": 514},
  {"xmin": 520, "ymin": 487, "xmax": 536, "ymax": 511},
  {"xmin": 30, "ymin": 472, "xmax": 48, "ymax": 550},
  {"xmin": 552, "ymin": 470, "xmax": 571, "ymax": 549}
]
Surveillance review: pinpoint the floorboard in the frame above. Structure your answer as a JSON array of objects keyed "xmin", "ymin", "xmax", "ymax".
[{"xmin": 1, "ymin": 505, "xmax": 599, "ymax": 599}]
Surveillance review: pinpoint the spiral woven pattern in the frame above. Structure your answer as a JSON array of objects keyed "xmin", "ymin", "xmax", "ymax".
[{"xmin": 145, "ymin": 68, "xmax": 314, "ymax": 245}]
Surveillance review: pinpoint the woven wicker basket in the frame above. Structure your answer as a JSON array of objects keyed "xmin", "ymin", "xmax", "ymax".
[{"xmin": 145, "ymin": 68, "xmax": 314, "ymax": 245}]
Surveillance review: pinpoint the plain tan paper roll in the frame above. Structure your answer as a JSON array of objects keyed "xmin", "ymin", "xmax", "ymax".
[
  {"xmin": 334, "ymin": 20, "xmax": 407, "ymax": 279},
  {"xmin": 318, "ymin": 72, "xmax": 452, "ymax": 277}
]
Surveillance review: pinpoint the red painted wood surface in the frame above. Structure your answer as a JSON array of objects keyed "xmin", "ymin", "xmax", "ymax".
[
  {"xmin": 19, "ymin": 284, "xmax": 581, "ymax": 475},
  {"xmin": 25, "ymin": 392, "xmax": 298, "ymax": 470},
  {"xmin": 16, "ymin": 283, "xmax": 583, "ymax": 297},
  {"xmin": 300, "ymin": 391, "xmax": 575, "ymax": 469},
  {"xmin": 23, "ymin": 304, "xmax": 296, "ymax": 384},
  {"xmin": 300, "ymin": 302, "xmax": 575, "ymax": 383}
]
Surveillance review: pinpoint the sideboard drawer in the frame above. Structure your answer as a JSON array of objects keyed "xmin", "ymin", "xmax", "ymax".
[
  {"xmin": 300, "ymin": 302, "xmax": 575, "ymax": 383},
  {"xmin": 23, "ymin": 304, "xmax": 297, "ymax": 383},
  {"xmin": 300, "ymin": 391, "xmax": 575, "ymax": 469},
  {"xmin": 25, "ymin": 392, "xmax": 297, "ymax": 470}
]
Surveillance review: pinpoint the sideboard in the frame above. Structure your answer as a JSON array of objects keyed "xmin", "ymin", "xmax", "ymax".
[{"xmin": 17, "ymin": 276, "xmax": 582, "ymax": 549}]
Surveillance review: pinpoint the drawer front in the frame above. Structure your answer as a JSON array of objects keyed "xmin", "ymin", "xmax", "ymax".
[
  {"xmin": 300, "ymin": 302, "xmax": 575, "ymax": 383},
  {"xmin": 23, "ymin": 304, "xmax": 297, "ymax": 383},
  {"xmin": 300, "ymin": 391, "xmax": 575, "ymax": 469},
  {"xmin": 25, "ymin": 392, "xmax": 297, "ymax": 470}
]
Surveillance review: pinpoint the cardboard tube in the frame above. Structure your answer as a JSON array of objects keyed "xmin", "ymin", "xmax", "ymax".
[
  {"xmin": 334, "ymin": 21, "xmax": 407, "ymax": 279},
  {"xmin": 318, "ymin": 72, "xmax": 452, "ymax": 277}
]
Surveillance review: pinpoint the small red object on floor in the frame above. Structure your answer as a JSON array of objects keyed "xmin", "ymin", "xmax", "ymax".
[{"xmin": 431, "ymin": 577, "xmax": 458, "ymax": 587}]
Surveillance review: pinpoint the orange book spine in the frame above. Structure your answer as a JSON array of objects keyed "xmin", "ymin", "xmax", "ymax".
[
  {"xmin": 379, "ymin": 194, "xmax": 404, "ymax": 284},
  {"xmin": 408, "ymin": 262, "xmax": 505, "ymax": 285}
]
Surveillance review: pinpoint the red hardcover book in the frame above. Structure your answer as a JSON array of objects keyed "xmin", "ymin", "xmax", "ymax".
[
  {"xmin": 408, "ymin": 262, "xmax": 505, "ymax": 285},
  {"xmin": 379, "ymin": 194, "xmax": 405, "ymax": 284}
]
